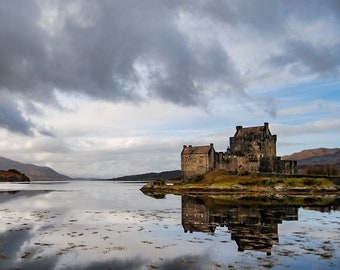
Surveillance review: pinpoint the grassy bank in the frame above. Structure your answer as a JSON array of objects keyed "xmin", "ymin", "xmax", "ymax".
[
  {"xmin": 141, "ymin": 169, "xmax": 339, "ymax": 195},
  {"xmin": 188, "ymin": 169, "xmax": 336, "ymax": 188}
]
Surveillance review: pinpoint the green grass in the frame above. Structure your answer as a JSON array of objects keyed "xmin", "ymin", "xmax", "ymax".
[{"xmin": 184, "ymin": 169, "xmax": 335, "ymax": 188}]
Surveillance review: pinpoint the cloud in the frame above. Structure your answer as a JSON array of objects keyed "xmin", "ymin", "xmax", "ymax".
[
  {"xmin": 275, "ymin": 118, "xmax": 340, "ymax": 137},
  {"xmin": 1, "ymin": 0, "xmax": 338, "ymax": 110},
  {"xmin": 0, "ymin": 0, "xmax": 243, "ymax": 108},
  {"xmin": 269, "ymin": 40, "xmax": 340, "ymax": 78},
  {"xmin": 0, "ymin": 95, "xmax": 34, "ymax": 135}
]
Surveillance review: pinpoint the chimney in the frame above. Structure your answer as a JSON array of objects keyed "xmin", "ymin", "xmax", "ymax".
[
  {"xmin": 264, "ymin": 122, "xmax": 269, "ymax": 130},
  {"xmin": 236, "ymin": 126, "xmax": 242, "ymax": 132},
  {"xmin": 183, "ymin": 145, "xmax": 187, "ymax": 149}
]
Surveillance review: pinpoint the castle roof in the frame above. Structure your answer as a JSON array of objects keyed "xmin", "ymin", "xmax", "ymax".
[
  {"xmin": 181, "ymin": 145, "xmax": 214, "ymax": 155},
  {"xmin": 235, "ymin": 126, "xmax": 264, "ymax": 136},
  {"xmin": 234, "ymin": 123, "xmax": 272, "ymax": 137}
]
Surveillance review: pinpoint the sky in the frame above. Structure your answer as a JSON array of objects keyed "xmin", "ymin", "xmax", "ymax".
[{"xmin": 0, "ymin": 0, "xmax": 339, "ymax": 178}]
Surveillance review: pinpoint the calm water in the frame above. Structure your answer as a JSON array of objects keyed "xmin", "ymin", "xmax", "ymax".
[{"xmin": 0, "ymin": 181, "xmax": 339, "ymax": 270}]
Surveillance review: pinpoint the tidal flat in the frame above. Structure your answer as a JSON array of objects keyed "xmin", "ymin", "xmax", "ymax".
[{"xmin": 0, "ymin": 181, "xmax": 339, "ymax": 269}]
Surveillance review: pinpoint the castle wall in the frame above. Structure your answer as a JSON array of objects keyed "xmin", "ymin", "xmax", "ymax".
[
  {"xmin": 181, "ymin": 154, "xmax": 208, "ymax": 180},
  {"xmin": 264, "ymin": 135, "xmax": 277, "ymax": 157},
  {"xmin": 259, "ymin": 157, "xmax": 275, "ymax": 173},
  {"xmin": 181, "ymin": 145, "xmax": 215, "ymax": 181},
  {"xmin": 273, "ymin": 159, "xmax": 298, "ymax": 175},
  {"xmin": 218, "ymin": 156, "xmax": 297, "ymax": 175}
]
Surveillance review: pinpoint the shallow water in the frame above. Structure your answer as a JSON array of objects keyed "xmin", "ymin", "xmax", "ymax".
[{"xmin": 0, "ymin": 181, "xmax": 339, "ymax": 269}]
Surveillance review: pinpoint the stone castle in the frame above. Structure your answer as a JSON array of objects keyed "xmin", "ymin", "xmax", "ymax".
[{"xmin": 181, "ymin": 122, "xmax": 297, "ymax": 181}]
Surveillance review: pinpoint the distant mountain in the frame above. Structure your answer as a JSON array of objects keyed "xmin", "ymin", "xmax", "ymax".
[
  {"xmin": 282, "ymin": 148, "xmax": 340, "ymax": 175},
  {"xmin": 0, "ymin": 157, "xmax": 71, "ymax": 181},
  {"xmin": 109, "ymin": 170, "xmax": 182, "ymax": 182},
  {"xmin": 282, "ymin": 148, "xmax": 340, "ymax": 166}
]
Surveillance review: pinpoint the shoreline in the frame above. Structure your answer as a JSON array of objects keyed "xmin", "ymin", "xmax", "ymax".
[
  {"xmin": 140, "ymin": 171, "xmax": 340, "ymax": 196},
  {"xmin": 140, "ymin": 183, "xmax": 340, "ymax": 196}
]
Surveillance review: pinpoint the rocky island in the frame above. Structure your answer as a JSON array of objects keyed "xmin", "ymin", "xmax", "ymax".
[
  {"xmin": 141, "ymin": 123, "xmax": 339, "ymax": 196},
  {"xmin": 0, "ymin": 169, "xmax": 30, "ymax": 182},
  {"xmin": 140, "ymin": 169, "xmax": 339, "ymax": 196}
]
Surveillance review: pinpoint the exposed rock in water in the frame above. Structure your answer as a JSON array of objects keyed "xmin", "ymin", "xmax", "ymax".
[{"xmin": 0, "ymin": 169, "xmax": 30, "ymax": 182}]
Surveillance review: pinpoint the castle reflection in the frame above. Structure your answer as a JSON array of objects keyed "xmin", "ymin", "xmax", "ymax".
[{"xmin": 181, "ymin": 195, "xmax": 339, "ymax": 254}]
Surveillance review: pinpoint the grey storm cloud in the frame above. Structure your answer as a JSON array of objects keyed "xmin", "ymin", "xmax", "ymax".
[
  {"xmin": 0, "ymin": 95, "xmax": 33, "ymax": 135},
  {"xmin": 1, "ymin": 0, "xmax": 243, "ymax": 106},
  {"xmin": 269, "ymin": 40, "xmax": 340, "ymax": 78},
  {"xmin": 0, "ymin": 0, "xmax": 340, "ymax": 135}
]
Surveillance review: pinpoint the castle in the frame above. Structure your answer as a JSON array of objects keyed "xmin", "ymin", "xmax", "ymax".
[{"xmin": 181, "ymin": 122, "xmax": 297, "ymax": 182}]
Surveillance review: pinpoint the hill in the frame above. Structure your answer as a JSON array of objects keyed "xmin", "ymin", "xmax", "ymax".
[
  {"xmin": 0, "ymin": 157, "xmax": 71, "ymax": 181},
  {"xmin": 0, "ymin": 169, "xmax": 30, "ymax": 182},
  {"xmin": 109, "ymin": 170, "xmax": 182, "ymax": 182},
  {"xmin": 282, "ymin": 148, "xmax": 340, "ymax": 175},
  {"xmin": 282, "ymin": 148, "xmax": 340, "ymax": 165}
]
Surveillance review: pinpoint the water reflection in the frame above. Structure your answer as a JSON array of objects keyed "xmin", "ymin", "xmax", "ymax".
[
  {"xmin": 0, "ymin": 182, "xmax": 339, "ymax": 269},
  {"xmin": 180, "ymin": 195, "xmax": 339, "ymax": 255},
  {"xmin": 0, "ymin": 190, "xmax": 51, "ymax": 203}
]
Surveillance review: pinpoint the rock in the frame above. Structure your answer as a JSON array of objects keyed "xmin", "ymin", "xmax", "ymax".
[
  {"xmin": 231, "ymin": 185, "xmax": 246, "ymax": 190},
  {"xmin": 274, "ymin": 185, "xmax": 288, "ymax": 191}
]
